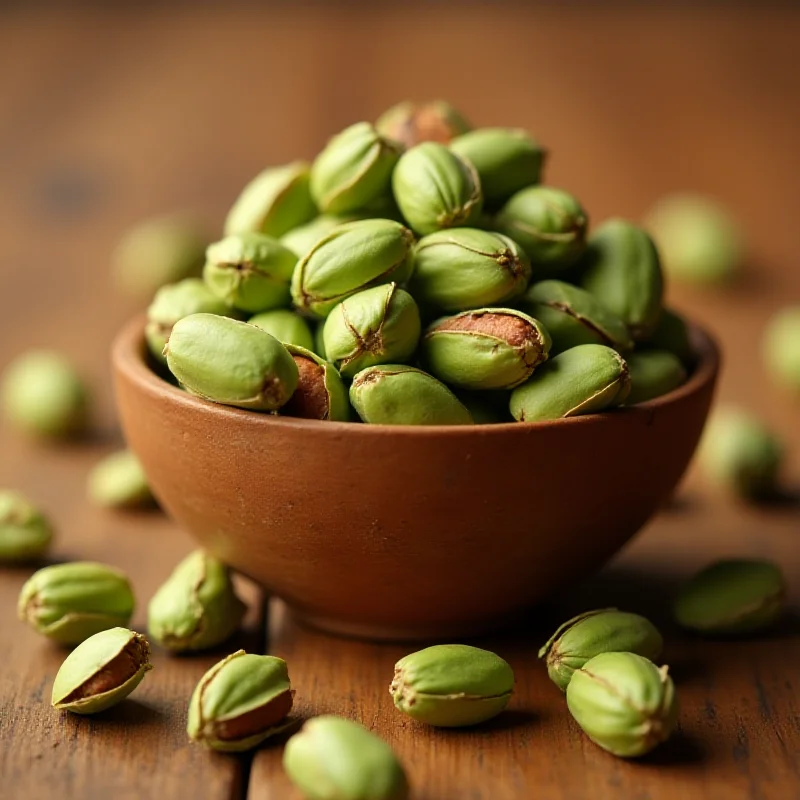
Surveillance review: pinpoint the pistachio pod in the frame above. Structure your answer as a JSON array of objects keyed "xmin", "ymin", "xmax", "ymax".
[
  {"xmin": 392, "ymin": 142, "xmax": 483, "ymax": 235},
  {"xmin": 291, "ymin": 218, "xmax": 415, "ymax": 318},
  {"xmin": 87, "ymin": 449, "xmax": 154, "ymax": 509},
  {"xmin": 18, "ymin": 562, "xmax": 135, "ymax": 645},
  {"xmin": 519, "ymin": 280, "xmax": 633, "ymax": 355},
  {"xmin": 188, "ymin": 650, "xmax": 294, "ymax": 752},
  {"xmin": 280, "ymin": 215, "xmax": 347, "ymax": 259},
  {"xmin": 409, "ymin": 228, "xmax": 531, "ymax": 312},
  {"xmin": 422, "ymin": 309, "xmax": 551, "ymax": 390},
  {"xmin": 147, "ymin": 550, "xmax": 246, "ymax": 653},
  {"xmin": 763, "ymin": 305, "xmax": 800, "ymax": 394},
  {"xmin": 52, "ymin": 628, "xmax": 152, "ymax": 715},
  {"xmin": 248, "ymin": 309, "xmax": 315, "ymax": 351},
  {"xmin": 314, "ymin": 321, "xmax": 327, "ymax": 359},
  {"xmin": 625, "ymin": 350, "xmax": 687, "ymax": 405},
  {"xmin": 350, "ymin": 365, "xmax": 472, "ymax": 426},
  {"xmin": 165, "ymin": 313, "xmax": 299, "ymax": 411},
  {"xmin": 453, "ymin": 391, "xmax": 507, "ymax": 424},
  {"xmin": 223, "ymin": 161, "xmax": 317, "ymax": 239},
  {"xmin": 495, "ymin": 186, "xmax": 588, "ymax": 270},
  {"xmin": 376, "ymin": 99, "xmax": 470, "ymax": 148},
  {"xmin": 450, "ymin": 128, "xmax": 544, "ymax": 207},
  {"xmin": 674, "ymin": 559, "xmax": 785, "ymax": 635},
  {"xmin": 510, "ymin": 344, "xmax": 630, "ymax": 422},
  {"xmin": 391, "ymin": 644, "xmax": 514, "ymax": 728},
  {"xmin": 539, "ymin": 609, "xmax": 664, "ymax": 691},
  {"xmin": 310, "ymin": 122, "xmax": 402, "ymax": 214},
  {"xmin": 0, "ymin": 490, "xmax": 53, "ymax": 563},
  {"xmin": 283, "ymin": 716, "xmax": 409, "ymax": 800},
  {"xmin": 566, "ymin": 652, "xmax": 678, "ymax": 758},
  {"xmin": 280, "ymin": 345, "xmax": 351, "ymax": 422},
  {"xmin": 645, "ymin": 307, "xmax": 696, "ymax": 366},
  {"xmin": 323, "ymin": 284, "xmax": 421, "ymax": 378},
  {"xmin": 579, "ymin": 218, "xmax": 664, "ymax": 341}
]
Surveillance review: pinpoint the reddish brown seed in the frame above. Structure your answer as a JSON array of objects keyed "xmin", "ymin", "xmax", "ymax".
[
  {"xmin": 281, "ymin": 355, "xmax": 329, "ymax": 420},
  {"xmin": 215, "ymin": 688, "xmax": 294, "ymax": 742}
]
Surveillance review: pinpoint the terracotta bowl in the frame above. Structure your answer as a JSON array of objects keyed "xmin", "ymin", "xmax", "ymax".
[{"xmin": 113, "ymin": 317, "xmax": 719, "ymax": 641}]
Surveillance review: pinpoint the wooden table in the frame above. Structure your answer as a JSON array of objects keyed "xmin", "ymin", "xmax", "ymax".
[{"xmin": 1, "ymin": 5, "xmax": 799, "ymax": 799}]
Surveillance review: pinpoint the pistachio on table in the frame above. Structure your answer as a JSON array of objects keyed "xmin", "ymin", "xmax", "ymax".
[
  {"xmin": 0, "ymin": 490, "xmax": 53, "ymax": 563},
  {"xmin": 762, "ymin": 305, "xmax": 800, "ymax": 394},
  {"xmin": 280, "ymin": 345, "xmax": 350, "ymax": 422},
  {"xmin": 248, "ymin": 308, "xmax": 316, "ymax": 351},
  {"xmin": 88, "ymin": 449, "xmax": 154, "ymax": 510},
  {"xmin": 376, "ymin": 99, "xmax": 470, "ymax": 149}
]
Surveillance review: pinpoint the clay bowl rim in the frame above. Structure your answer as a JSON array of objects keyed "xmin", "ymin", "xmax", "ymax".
[{"xmin": 113, "ymin": 315, "xmax": 720, "ymax": 436}]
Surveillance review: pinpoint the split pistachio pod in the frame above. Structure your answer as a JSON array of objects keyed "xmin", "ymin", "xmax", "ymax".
[
  {"xmin": 409, "ymin": 228, "xmax": 531, "ymax": 312},
  {"xmin": 376, "ymin": 99, "xmax": 471, "ymax": 148},
  {"xmin": 579, "ymin": 218, "xmax": 664, "ymax": 341},
  {"xmin": 763, "ymin": 305, "xmax": 800, "ymax": 394},
  {"xmin": 450, "ymin": 128, "xmax": 544, "ymax": 207},
  {"xmin": 52, "ymin": 628, "xmax": 152, "ymax": 714},
  {"xmin": 646, "ymin": 307, "xmax": 696, "ymax": 366},
  {"xmin": 88, "ymin": 449, "xmax": 154, "ymax": 509},
  {"xmin": 674, "ymin": 559, "xmax": 785, "ymax": 635},
  {"xmin": 510, "ymin": 344, "xmax": 630, "ymax": 422},
  {"xmin": 392, "ymin": 142, "xmax": 483, "ymax": 235},
  {"xmin": 422, "ymin": 308, "xmax": 551, "ymax": 390},
  {"xmin": 291, "ymin": 218, "xmax": 415, "ymax": 319},
  {"xmin": 18, "ymin": 562, "xmax": 135, "ymax": 645},
  {"xmin": 323, "ymin": 284, "xmax": 421, "ymax": 378},
  {"xmin": 188, "ymin": 650, "xmax": 294, "ymax": 752},
  {"xmin": 165, "ymin": 313, "xmax": 299, "ymax": 411},
  {"xmin": 248, "ymin": 309, "xmax": 315, "ymax": 351},
  {"xmin": 495, "ymin": 185, "xmax": 588, "ymax": 271},
  {"xmin": 391, "ymin": 644, "xmax": 514, "ymax": 728},
  {"xmin": 0, "ymin": 490, "xmax": 53, "ymax": 563},
  {"xmin": 350, "ymin": 365, "xmax": 472, "ymax": 426},
  {"xmin": 310, "ymin": 122, "xmax": 402, "ymax": 215},
  {"xmin": 626, "ymin": 350, "xmax": 687, "ymax": 405},
  {"xmin": 566, "ymin": 652, "xmax": 678, "ymax": 758},
  {"xmin": 539, "ymin": 609, "xmax": 664, "ymax": 691},
  {"xmin": 283, "ymin": 715, "xmax": 409, "ymax": 800},
  {"xmin": 280, "ymin": 345, "xmax": 350, "ymax": 422},
  {"xmin": 223, "ymin": 162, "xmax": 317, "ymax": 239},
  {"xmin": 148, "ymin": 550, "xmax": 246, "ymax": 652},
  {"xmin": 519, "ymin": 279, "xmax": 633, "ymax": 355},
  {"xmin": 203, "ymin": 232, "xmax": 298, "ymax": 313},
  {"xmin": 280, "ymin": 215, "xmax": 348, "ymax": 259}
]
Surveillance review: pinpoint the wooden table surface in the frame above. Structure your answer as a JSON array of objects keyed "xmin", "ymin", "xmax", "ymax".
[{"xmin": 1, "ymin": 5, "xmax": 799, "ymax": 799}]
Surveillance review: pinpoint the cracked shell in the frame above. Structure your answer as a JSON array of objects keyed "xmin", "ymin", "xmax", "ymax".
[
  {"xmin": 280, "ymin": 345, "xmax": 350, "ymax": 422},
  {"xmin": 376, "ymin": 99, "xmax": 470, "ymax": 148}
]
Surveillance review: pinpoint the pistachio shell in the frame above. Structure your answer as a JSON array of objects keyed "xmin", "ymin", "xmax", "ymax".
[
  {"xmin": 0, "ymin": 490, "xmax": 53, "ymax": 563},
  {"xmin": 248, "ymin": 309, "xmax": 315, "ymax": 351},
  {"xmin": 376, "ymin": 99, "xmax": 470, "ymax": 148},
  {"xmin": 763, "ymin": 305, "xmax": 800, "ymax": 393},
  {"xmin": 625, "ymin": 350, "xmax": 687, "ymax": 405},
  {"xmin": 280, "ymin": 345, "xmax": 351, "ymax": 422},
  {"xmin": 88, "ymin": 449, "xmax": 154, "ymax": 509},
  {"xmin": 645, "ymin": 307, "xmax": 696, "ymax": 366}
]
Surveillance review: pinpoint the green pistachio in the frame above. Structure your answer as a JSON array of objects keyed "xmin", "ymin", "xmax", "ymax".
[
  {"xmin": 422, "ymin": 308, "xmax": 550, "ymax": 390},
  {"xmin": 188, "ymin": 650, "xmax": 294, "ymax": 752},
  {"xmin": 453, "ymin": 391, "xmax": 507, "ymax": 424},
  {"xmin": 0, "ymin": 490, "xmax": 53, "ymax": 563},
  {"xmin": 510, "ymin": 344, "xmax": 630, "ymax": 422},
  {"xmin": 314, "ymin": 321, "xmax": 328, "ymax": 359},
  {"xmin": 280, "ymin": 345, "xmax": 351, "ymax": 422},
  {"xmin": 18, "ymin": 562, "xmax": 135, "ymax": 645},
  {"xmin": 291, "ymin": 219, "xmax": 415, "ymax": 319},
  {"xmin": 165, "ymin": 313, "xmax": 299, "ymax": 411},
  {"xmin": 409, "ymin": 228, "xmax": 531, "ymax": 312},
  {"xmin": 674, "ymin": 559, "xmax": 785, "ymax": 635},
  {"xmin": 566, "ymin": 652, "xmax": 678, "ymax": 758},
  {"xmin": 579, "ymin": 218, "xmax": 664, "ymax": 341},
  {"xmin": 350, "ymin": 365, "xmax": 472, "ymax": 426},
  {"xmin": 280, "ymin": 215, "xmax": 348, "ymax": 259},
  {"xmin": 376, "ymin": 99, "xmax": 470, "ymax": 148},
  {"xmin": 645, "ymin": 308, "xmax": 696, "ymax": 366},
  {"xmin": 87, "ymin": 449, "xmax": 154, "ymax": 509},
  {"xmin": 625, "ymin": 350, "xmax": 687, "ymax": 405},
  {"xmin": 52, "ymin": 628, "xmax": 152, "ymax": 714},
  {"xmin": 248, "ymin": 309, "xmax": 315, "ymax": 351},
  {"xmin": 763, "ymin": 305, "xmax": 800, "ymax": 394},
  {"xmin": 392, "ymin": 142, "xmax": 483, "ymax": 235},
  {"xmin": 539, "ymin": 609, "xmax": 664, "ymax": 691},
  {"xmin": 223, "ymin": 162, "xmax": 317, "ymax": 239},
  {"xmin": 283, "ymin": 715, "xmax": 409, "ymax": 800},
  {"xmin": 323, "ymin": 284, "xmax": 421, "ymax": 378},
  {"xmin": 450, "ymin": 128, "xmax": 544, "ymax": 207},
  {"xmin": 1, "ymin": 350, "xmax": 88, "ymax": 439}
]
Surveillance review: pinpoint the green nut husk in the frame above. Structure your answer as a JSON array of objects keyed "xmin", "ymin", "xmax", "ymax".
[
  {"xmin": 350, "ymin": 365, "xmax": 472, "ymax": 426},
  {"xmin": 450, "ymin": 127, "xmax": 544, "ymax": 207},
  {"xmin": 283, "ymin": 715, "xmax": 409, "ymax": 800},
  {"xmin": 579, "ymin": 218, "xmax": 664, "ymax": 341},
  {"xmin": 164, "ymin": 313, "xmax": 299, "ymax": 411},
  {"xmin": 519, "ymin": 279, "xmax": 633, "ymax": 355},
  {"xmin": 223, "ymin": 162, "xmax": 317, "ymax": 239},
  {"xmin": 188, "ymin": 650, "xmax": 294, "ymax": 752},
  {"xmin": 453, "ymin": 391, "xmax": 508, "ymax": 424},
  {"xmin": 566, "ymin": 652, "xmax": 678, "ymax": 758},
  {"xmin": 421, "ymin": 308, "xmax": 551, "ymax": 390},
  {"xmin": 280, "ymin": 215, "xmax": 348, "ymax": 259},
  {"xmin": 0, "ymin": 490, "xmax": 53, "ymax": 563},
  {"xmin": 280, "ymin": 345, "xmax": 351, "ymax": 422},
  {"xmin": 409, "ymin": 228, "xmax": 531, "ymax": 312},
  {"xmin": 625, "ymin": 350, "xmax": 687, "ymax": 405},
  {"xmin": 314, "ymin": 321, "xmax": 327, "ymax": 359},
  {"xmin": 18, "ymin": 562, "xmax": 135, "ymax": 645},
  {"xmin": 248, "ymin": 309, "xmax": 315, "ymax": 351},
  {"xmin": 147, "ymin": 550, "xmax": 246, "ymax": 653},
  {"xmin": 87, "ymin": 449, "xmax": 154, "ymax": 509},
  {"xmin": 322, "ymin": 283, "xmax": 421, "ymax": 378},
  {"xmin": 392, "ymin": 142, "xmax": 483, "ymax": 235},
  {"xmin": 52, "ymin": 627, "xmax": 152, "ymax": 714},
  {"xmin": 1, "ymin": 350, "xmax": 88, "ymax": 439},
  {"xmin": 645, "ymin": 308, "xmax": 696, "ymax": 366},
  {"xmin": 495, "ymin": 185, "xmax": 588, "ymax": 271},
  {"xmin": 376, "ymin": 99, "xmax": 470, "ymax": 149},
  {"xmin": 391, "ymin": 644, "xmax": 514, "ymax": 728},
  {"xmin": 510, "ymin": 344, "xmax": 631, "ymax": 422},
  {"xmin": 203, "ymin": 232, "xmax": 298, "ymax": 313},
  {"xmin": 763, "ymin": 305, "xmax": 800, "ymax": 394},
  {"xmin": 310, "ymin": 122, "xmax": 402, "ymax": 215},
  {"xmin": 674, "ymin": 559, "xmax": 785, "ymax": 635},
  {"xmin": 539, "ymin": 609, "xmax": 664, "ymax": 691},
  {"xmin": 291, "ymin": 218, "xmax": 415, "ymax": 319}
]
